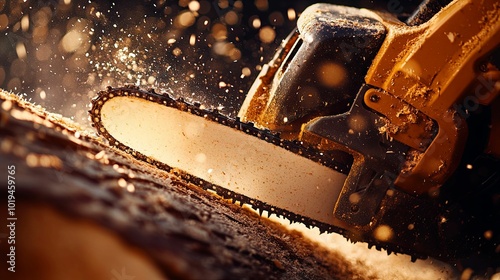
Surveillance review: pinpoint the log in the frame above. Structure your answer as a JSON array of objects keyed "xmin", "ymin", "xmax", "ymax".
[{"xmin": 0, "ymin": 90, "xmax": 364, "ymax": 279}]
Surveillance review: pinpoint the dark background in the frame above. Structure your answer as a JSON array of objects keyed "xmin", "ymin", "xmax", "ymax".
[{"xmin": 0, "ymin": 0, "xmax": 421, "ymax": 126}]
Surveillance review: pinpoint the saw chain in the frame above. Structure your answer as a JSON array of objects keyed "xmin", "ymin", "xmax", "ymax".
[{"xmin": 90, "ymin": 85, "xmax": 351, "ymax": 234}]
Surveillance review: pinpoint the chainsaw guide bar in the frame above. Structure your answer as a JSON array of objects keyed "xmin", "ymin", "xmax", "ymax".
[{"xmin": 90, "ymin": 86, "xmax": 353, "ymax": 234}]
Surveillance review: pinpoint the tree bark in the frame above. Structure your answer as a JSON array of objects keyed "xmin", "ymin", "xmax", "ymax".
[{"xmin": 0, "ymin": 91, "xmax": 364, "ymax": 280}]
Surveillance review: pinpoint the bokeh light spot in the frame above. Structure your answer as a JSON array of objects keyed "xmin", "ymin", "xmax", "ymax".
[
  {"xmin": 224, "ymin": 10, "xmax": 239, "ymax": 25},
  {"xmin": 61, "ymin": 29, "xmax": 89, "ymax": 53},
  {"xmin": 15, "ymin": 42, "xmax": 27, "ymax": 59},
  {"xmin": 317, "ymin": 62, "xmax": 346, "ymax": 88},
  {"xmin": 188, "ymin": 1, "xmax": 200, "ymax": 12},
  {"xmin": 259, "ymin": 26, "xmax": 275, "ymax": 44},
  {"xmin": 175, "ymin": 10, "xmax": 196, "ymax": 28},
  {"xmin": 0, "ymin": 14, "xmax": 7, "ymax": 31}
]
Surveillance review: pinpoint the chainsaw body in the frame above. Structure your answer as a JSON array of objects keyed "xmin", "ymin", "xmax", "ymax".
[{"xmin": 238, "ymin": 0, "xmax": 500, "ymax": 260}]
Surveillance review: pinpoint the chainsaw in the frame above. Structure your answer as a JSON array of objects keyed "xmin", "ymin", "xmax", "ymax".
[{"xmin": 90, "ymin": 0, "xmax": 500, "ymax": 263}]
